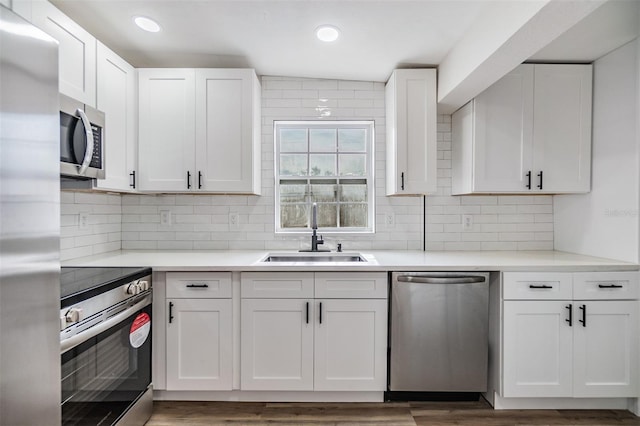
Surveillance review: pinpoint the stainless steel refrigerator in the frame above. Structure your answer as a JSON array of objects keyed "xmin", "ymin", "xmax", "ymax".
[{"xmin": 0, "ymin": 5, "xmax": 61, "ymax": 425}]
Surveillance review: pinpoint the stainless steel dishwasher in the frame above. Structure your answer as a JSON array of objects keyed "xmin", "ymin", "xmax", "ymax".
[{"xmin": 387, "ymin": 272, "xmax": 490, "ymax": 399}]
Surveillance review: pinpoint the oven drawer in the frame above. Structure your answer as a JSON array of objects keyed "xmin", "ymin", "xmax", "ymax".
[{"xmin": 167, "ymin": 272, "xmax": 232, "ymax": 298}]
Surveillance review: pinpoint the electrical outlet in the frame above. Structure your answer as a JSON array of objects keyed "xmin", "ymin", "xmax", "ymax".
[
  {"xmin": 229, "ymin": 212, "xmax": 240, "ymax": 230},
  {"xmin": 160, "ymin": 210, "xmax": 172, "ymax": 226},
  {"xmin": 462, "ymin": 214, "xmax": 473, "ymax": 231},
  {"xmin": 79, "ymin": 212, "xmax": 89, "ymax": 230},
  {"xmin": 385, "ymin": 213, "xmax": 395, "ymax": 228}
]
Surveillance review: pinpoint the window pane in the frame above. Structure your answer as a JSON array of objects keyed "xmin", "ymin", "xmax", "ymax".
[
  {"xmin": 340, "ymin": 204, "xmax": 368, "ymax": 228},
  {"xmin": 280, "ymin": 154, "xmax": 308, "ymax": 176},
  {"xmin": 281, "ymin": 204, "xmax": 309, "ymax": 228},
  {"xmin": 338, "ymin": 129, "xmax": 366, "ymax": 152},
  {"xmin": 317, "ymin": 203, "xmax": 337, "ymax": 228},
  {"xmin": 340, "ymin": 184, "xmax": 367, "ymax": 202},
  {"xmin": 310, "ymin": 184, "xmax": 336, "ymax": 202},
  {"xmin": 339, "ymin": 154, "xmax": 366, "ymax": 176},
  {"xmin": 310, "ymin": 129, "xmax": 336, "ymax": 152},
  {"xmin": 280, "ymin": 183, "xmax": 307, "ymax": 203},
  {"xmin": 280, "ymin": 129, "xmax": 307, "ymax": 152},
  {"xmin": 309, "ymin": 154, "xmax": 336, "ymax": 176}
]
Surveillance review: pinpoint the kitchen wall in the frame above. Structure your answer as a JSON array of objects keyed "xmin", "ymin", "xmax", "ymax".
[
  {"xmin": 60, "ymin": 191, "xmax": 121, "ymax": 261},
  {"xmin": 61, "ymin": 75, "xmax": 553, "ymax": 260},
  {"xmin": 554, "ymin": 39, "xmax": 640, "ymax": 263}
]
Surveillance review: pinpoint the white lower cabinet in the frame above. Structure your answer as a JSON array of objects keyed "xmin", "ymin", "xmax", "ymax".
[
  {"xmin": 502, "ymin": 272, "xmax": 638, "ymax": 399},
  {"xmin": 240, "ymin": 298, "xmax": 314, "ymax": 390},
  {"xmin": 573, "ymin": 301, "xmax": 638, "ymax": 397},
  {"xmin": 240, "ymin": 272, "xmax": 388, "ymax": 392},
  {"xmin": 166, "ymin": 298, "xmax": 233, "ymax": 390},
  {"xmin": 166, "ymin": 272, "xmax": 233, "ymax": 391},
  {"xmin": 503, "ymin": 300, "xmax": 573, "ymax": 397},
  {"xmin": 314, "ymin": 299, "xmax": 387, "ymax": 391}
]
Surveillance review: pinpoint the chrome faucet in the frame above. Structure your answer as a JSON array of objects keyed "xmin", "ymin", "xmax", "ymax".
[{"xmin": 301, "ymin": 203, "xmax": 329, "ymax": 252}]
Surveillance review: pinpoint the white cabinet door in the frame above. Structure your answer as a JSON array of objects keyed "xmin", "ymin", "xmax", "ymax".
[
  {"xmin": 386, "ymin": 69, "xmax": 437, "ymax": 195},
  {"xmin": 94, "ymin": 42, "xmax": 137, "ymax": 192},
  {"xmin": 32, "ymin": 0, "xmax": 96, "ymax": 106},
  {"xmin": 532, "ymin": 65, "xmax": 592, "ymax": 193},
  {"xmin": 241, "ymin": 298, "xmax": 314, "ymax": 390},
  {"xmin": 195, "ymin": 69, "xmax": 261, "ymax": 194},
  {"xmin": 314, "ymin": 299, "xmax": 387, "ymax": 391},
  {"xmin": 472, "ymin": 64, "xmax": 534, "ymax": 192},
  {"xmin": 573, "ymin": 301, "xmax": 638, "ymax": 397},
  {"xmin": 503, "ymin": 301, "xmax": 573, "ymax": 397},
  {"xmin": 138, "ymin": 69, "xmax": 196, "ymax": 191},
  {"xmin": 166, "ymin": 298, "xmax": 232, "ymax": 390}
]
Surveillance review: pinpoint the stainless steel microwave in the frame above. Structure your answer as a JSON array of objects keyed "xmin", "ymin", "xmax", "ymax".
[{"xmin": 60, "ymin": 94, "xmax": 105, "ymax": 179}]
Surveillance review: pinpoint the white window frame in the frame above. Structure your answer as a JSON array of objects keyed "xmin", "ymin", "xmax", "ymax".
[{"xmin": 274, "ymin": 120, "xmax": 375, "ymax": 234}]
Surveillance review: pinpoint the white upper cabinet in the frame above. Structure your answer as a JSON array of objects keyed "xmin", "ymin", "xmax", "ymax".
[
  {"xmin": 32, "ymin": 0, "xmax": 96, "ymax": 106},
  {"xmin": 453, "ymin": 65, "xmax": 534, "ymax": 193},
  {"xmin": 195, "ymin": 69, "xmax": 261, "ymax": 193},
  {"xmin": 385, "ymin": 69, "xmax": 437, "ymax": 195},
  {"xmin": 531, "ymin": 65, "xmax": 592, "ymax": 193},
  {"xmin": 452, "ymin": 64, "xmax": 592, "ymax": 195},
  {"xmin": 94, "ymin": 42, "xmax": 137, "ymax": 192},
  {"xmin": 138, "ymin": 68, "xmax": 261, "ymax": 194},
  {"xmin": 138, "ymin": 69, "xmax": 196, "ymax": 192}
]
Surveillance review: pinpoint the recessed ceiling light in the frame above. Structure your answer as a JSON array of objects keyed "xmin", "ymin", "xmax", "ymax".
[
  {"xmin": 133, "ymin": 16, "xmax": 161, "ymax": 33},
  {"xmin": 316, "ymin": 25, "xmax": 340, "ymax": 42}
]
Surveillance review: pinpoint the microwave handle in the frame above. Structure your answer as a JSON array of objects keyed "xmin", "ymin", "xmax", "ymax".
[{"xmin": 76, "ymin": 108, "xmax": 95, "ymax": 176}]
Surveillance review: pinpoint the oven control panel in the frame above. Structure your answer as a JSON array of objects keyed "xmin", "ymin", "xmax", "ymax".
[{"xmin": 60, "ymin": 275, "xmax": 152, "ymax": 334}]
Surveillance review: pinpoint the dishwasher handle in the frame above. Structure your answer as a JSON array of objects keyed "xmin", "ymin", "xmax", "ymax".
[{"xmin": 396, "ymin": 275, "xmax": 486, "ymax": 284}]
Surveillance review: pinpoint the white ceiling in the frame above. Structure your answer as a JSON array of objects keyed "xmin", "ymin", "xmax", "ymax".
[{"xmin": 50, "ymin": 0, "xmax": 639, "ymax": 84}]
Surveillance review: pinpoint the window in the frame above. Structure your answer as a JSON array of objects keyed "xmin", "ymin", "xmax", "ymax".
[{"xmin": 275, "ymin": 121, "xmax": 375, "ymax": 233}]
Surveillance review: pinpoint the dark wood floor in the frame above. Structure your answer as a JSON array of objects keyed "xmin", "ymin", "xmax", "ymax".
[{"xmin": 147, "ymin": 400, "xmax": 640, "ymax": 425}]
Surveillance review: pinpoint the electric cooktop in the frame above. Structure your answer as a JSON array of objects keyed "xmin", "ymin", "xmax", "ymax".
[{"xmin": 60, "ymin": 266, "xmax": 151, "ymax": 307}]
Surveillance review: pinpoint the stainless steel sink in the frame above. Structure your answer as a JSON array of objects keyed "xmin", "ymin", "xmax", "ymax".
[{"xmin": 259, "ymin": 253, "xmax": 369, "ymax": 263}]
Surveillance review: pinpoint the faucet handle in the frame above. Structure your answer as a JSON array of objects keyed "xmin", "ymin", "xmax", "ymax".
[
  {"xmin": 318, "ymin": 235, "xmax": 324, "ymax": 245},
  {"xmin": 337, "ymin": 243, "xmax": 342, "ymax": 252}
]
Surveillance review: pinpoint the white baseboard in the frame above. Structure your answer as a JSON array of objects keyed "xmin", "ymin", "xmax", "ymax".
[
  {"xmin": 154, "ymin": 390, "xmax": 384, "ymax": 402},
  {"xmin": 493, "ymin": 392, "xmax": 631, "ymax": 410}
]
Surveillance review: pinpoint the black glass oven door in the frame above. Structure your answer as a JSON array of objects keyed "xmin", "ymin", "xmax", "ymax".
[{"xmin": 61, "ymin": 303, "xmax": 151, "ymax": 426}]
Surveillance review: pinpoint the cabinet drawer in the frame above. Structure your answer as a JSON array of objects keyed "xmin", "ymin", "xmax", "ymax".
[
  {"xmin": 241, "ymin": 272, "xmax": 314, "ymax": 298},
  {"xmin": 315, "ymin": 272, "xmax": 387, "ymax": 299},
  {"xmin": 166, "ymin": 272, "xmax": 232, "ymax": 298},
  {"xmin": 573, "ymin": 271, "xmax": 639, "ymax": 300},
  {"xmin": 503, "ymin": 272, "xmax": 572, "ymax": 300}
]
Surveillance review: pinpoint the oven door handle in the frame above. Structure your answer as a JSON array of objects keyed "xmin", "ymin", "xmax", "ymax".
[
  {"xmin": 61, "ymin": 294, "xmax": 151, "ymax": 355},
  {"xmin": 76, "ymin": 108, "xmax": 95, "ymax": 176}
]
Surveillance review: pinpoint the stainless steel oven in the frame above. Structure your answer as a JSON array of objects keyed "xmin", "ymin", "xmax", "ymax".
[
  {"xmin": 60, "ymin": 94, "xmax": 105, "ymax": 179},
  {"xmin": 60, "ymin": 267, "xmax": 152, "ymax": 426}
]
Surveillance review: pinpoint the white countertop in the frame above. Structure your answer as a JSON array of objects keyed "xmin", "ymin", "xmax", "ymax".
[{"xmin": 63, "ymin": 250, "xmax": 638, "ymax": 272}]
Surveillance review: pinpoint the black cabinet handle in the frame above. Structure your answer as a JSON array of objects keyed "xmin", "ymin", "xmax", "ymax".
[
  {"xmin": 198, "ymin": 171, "xmax": 203, "ymax": 189},
  {"xmin": 169, "ymin": 301, "xmax": 174, "ymax": 324},
  {"xmin": 401, "ymin": 172, "xmax": 405, "ymax": 191},
  {"xmin": 579, "ymin": 304, "xmax": 586, "ymax": 327},
  {"xmin": 319, "ymin": 302, "xmax": 323, "ymax": 324},
  {"xmin": 186, "ymin": 283, "xmax": 209, "ymax": 288},
  {"xmin": 529, "ymin": 284, "xmax": 553, "ymax": 289},
  {"xmin": 598, "ymin": 284, "xmax": 623, "ymax": 289},
  {"xmin": 537, "ymin": 171, "xmax": 543, "ymax": 190},
  {"xmin": 187, "ymin": 171, "xmax": 192, "ymax": 189},
  {"xmin": 129, "ymin": 171, "xmax": 136, "ymax": 188},
  {"xmin": 526, "ymin": 171, "xmax": 531, "ymax": 190},
  {"xmin": 565, "ymin": 304, "xmax": 572, "ymax": 326},
  {"xmin": 306, "ymin": 302, "xmax": 309, "ymax": 324}
]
